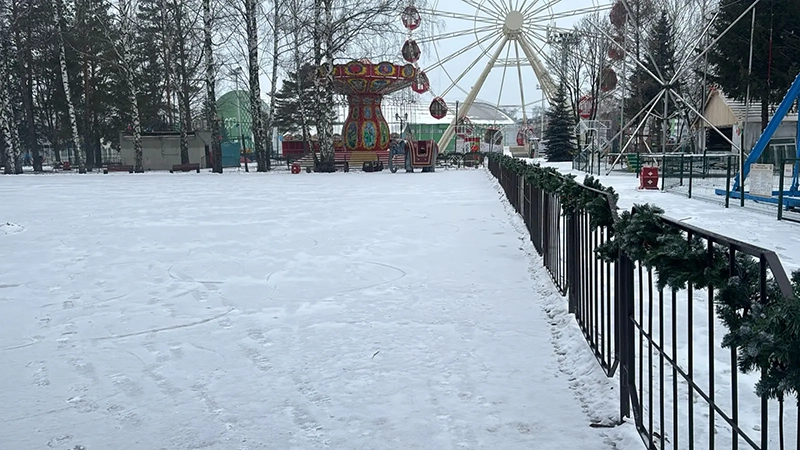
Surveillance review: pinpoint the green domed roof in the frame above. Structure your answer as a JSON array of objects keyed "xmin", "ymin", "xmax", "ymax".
[{"xmin": 217, "ymin": 90, "xmax": 269, "ymax": 142}]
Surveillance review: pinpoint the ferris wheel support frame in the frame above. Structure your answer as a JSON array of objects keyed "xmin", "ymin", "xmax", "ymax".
[
  {"xmin": 437, "ymin": 36, "xmax": 510, "ymax": 153},
  {"xmin": 516, "ymin": 33, "xmax": 557, "ymax": 101},
  {"xmin": 436, "ymin": 35, "xmax": 558, "ymax": 152}
]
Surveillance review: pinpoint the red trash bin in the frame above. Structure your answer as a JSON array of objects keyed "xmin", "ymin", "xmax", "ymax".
[{"xmin": 639, "ymin": 166, "xmax": 659, "ymax": 190}]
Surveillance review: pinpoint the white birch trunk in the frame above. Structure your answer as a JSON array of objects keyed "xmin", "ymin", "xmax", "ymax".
[
  {"xmin": 204, "ymin": 0, "xmax": 222, "ymax": 173},
  {"xmin": 178, "ymin": 91, "xmax": 188, "ymax": 163},
  {"xmin": 0, "ymin": 28, "xmax": 12, "ymax": 174},
  {"xmin": 0, "ymin": 74, "xmax": 16, "ymax": 175},
  {"xmin": 119, "ymin": 0, "xmax": 143, "ymax": 172},
  {"xmin": 318, "ymin": 0, "xmax": 334, "ymax": 166},
  {"xmin": 0, "ymin": 23, "xmax": 22, "ymax": 174},
  {"xmin": 312, "ymin": 0, "xmax": 323, "ymax": 167},
  {"xmin": 174, "ymin": 2, "xmax": 190, "ymax": 164},
  {"xmin": 245, "ymin": 0, "xmax": 267, "ymax": 172},
  {"xmin": 264, "ymin": 0, "xmax": 280, "ymax": 171},
  {"xmin": 0, "ymin": 87, "xmax": 23, "ymax": 174},
  {"xmin": 54, "ymin": 0, "xmax": 84, "ymax": 173}
]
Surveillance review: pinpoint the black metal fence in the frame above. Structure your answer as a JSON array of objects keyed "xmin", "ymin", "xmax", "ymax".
[
  {"xmin": 488, "ymin": 157, "xmax": 798, "ymax": 449},
  {"xmin": 658, "ymin": 153, "xmax": 800, "ymax": 223}
]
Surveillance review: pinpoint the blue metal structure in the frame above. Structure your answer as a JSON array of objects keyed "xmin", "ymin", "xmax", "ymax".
[{"xmin": 731, "ymin": 71, "xmax": 800, "ymax": 194}]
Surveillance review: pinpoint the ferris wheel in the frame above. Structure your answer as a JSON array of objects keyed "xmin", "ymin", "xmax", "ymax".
[{"xmin": 403, "ymin": 0, "xmax": 613, "ymax": 151}]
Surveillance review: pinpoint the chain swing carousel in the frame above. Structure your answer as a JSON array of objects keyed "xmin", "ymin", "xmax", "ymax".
[{"xmin": 320, "ymin": 2, "xmax": 438, "ymax": 173}]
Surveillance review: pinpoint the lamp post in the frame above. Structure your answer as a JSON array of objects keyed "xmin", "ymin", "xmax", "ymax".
[
  {"xmin": 537, "ymin": 84, "xmax": 545, "ymax": 158},
  {"xmin": 395, "ymin": 112, "xmax": 408, "ymax": 137},
  {"xmin": 455, "ymin": 100, "xmax": 460, "ymax": 149}
]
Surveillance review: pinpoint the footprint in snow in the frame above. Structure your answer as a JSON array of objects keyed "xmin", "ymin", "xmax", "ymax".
[{"xmin": 0, "ymin": 222, "xmax": 24, "ymax": 235}]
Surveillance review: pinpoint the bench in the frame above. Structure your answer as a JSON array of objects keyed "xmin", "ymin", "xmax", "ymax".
[
  {"xmin": 625, "ymin": 153, "xmax": 641, "ymax": 173},
  {"xmin": 333, "ymin": 152, "xmax": 350, "ymax": 172},
  {"xmin": 104, "ymin": 165, "xmax": 134, "ymax": 173},
  {"xmin": 170, "ymin": 163, "xmax": 200, "ymax": 173}
]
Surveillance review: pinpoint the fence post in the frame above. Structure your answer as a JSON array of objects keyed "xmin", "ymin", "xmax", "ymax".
[
  {"xmin": 725, "ymin": 156, "xmax": 732, "ymax": 208},
  {"xmin": 617, "ymin": 250, "xmax": 635, "ymax": 421},
  {"xmin": 566, "ymin": 211, "xmax": 579, "ymax": 314},
  {"xmin": 778, "ymin": 156, "xmax": 786, "ymax": 221},
  {"xmin": 542, "ymin": 193, "xmax": 550, "ymax": 267}
]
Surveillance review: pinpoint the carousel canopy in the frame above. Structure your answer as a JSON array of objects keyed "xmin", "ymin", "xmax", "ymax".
[
  {"xmin": 331, "ymin": 60, "xmax": 417, "ymax": 96},
  {"xmin": 333, "ymin": 100, "xmax": 516, "ymax": 126}
]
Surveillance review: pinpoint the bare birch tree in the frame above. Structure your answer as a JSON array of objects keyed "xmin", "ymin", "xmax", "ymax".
[
  {"xmin": 0, "ymin": 2, "xmax": 21, "ymax": 174},
  {"xmin": 204, "ymin": 0, "xmax": 222, "ymax": 173},
  {"xmin": 262, "ymin": 0, "xmax": 282, "ymax": 169},
  {"xmin": 110, "ymin": 0, "xmax": 144, "ymax": 171},
  {"xmin": 242, "ymin": 0, "xmax": 267, "ymax": 171},
  {"xmin": 311, "ymin": 0, "xmax": 335, "ymax": 170},
  {"xmin": 54, "ymin": 0, "xmax": 86, "ymax": 173}
]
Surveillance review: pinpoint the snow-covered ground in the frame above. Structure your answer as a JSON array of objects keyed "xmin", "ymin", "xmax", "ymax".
[{"xmin": 0, "ymin": 169, "xmax": 640, "ymax": 450}]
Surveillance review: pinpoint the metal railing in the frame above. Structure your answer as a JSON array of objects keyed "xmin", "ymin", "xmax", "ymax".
[
  {"xmin": 489, "ymin": 157, "xmax": 618, "ymax": 374},
  {"xmin": 659, "ymin": 153, "xmax": 800, "ymax": 223},
  {"xmin": 487, "ymin": 157, "xmax": 798, "ymax": 449}
]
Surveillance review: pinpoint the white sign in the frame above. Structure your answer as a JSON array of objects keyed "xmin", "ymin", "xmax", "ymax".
[
  {"xmin": 749, "ymin": 163, "xmax": 774, "ymax": 198},
  {"xmin": 785, "ymin": 163, "xmax": 795, "ymax": 180}
]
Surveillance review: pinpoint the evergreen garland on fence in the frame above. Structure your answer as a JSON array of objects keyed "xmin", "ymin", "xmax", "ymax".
[{"xmin": 486, "ymin": 152, "xmax": 800, "ymax": 400}]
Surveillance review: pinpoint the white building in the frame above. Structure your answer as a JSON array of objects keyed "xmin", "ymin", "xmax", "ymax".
[{"xmin": 698, "ymin": 88, "xmax": 798, "ymax": 164}]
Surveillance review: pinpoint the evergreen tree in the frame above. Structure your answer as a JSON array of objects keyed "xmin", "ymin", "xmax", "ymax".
[
  {"xmin": 134, "ymin": 0, "xmax": 170, "ymax": 131},
  {"xmin": 273, "ymin": 64, "xmax": 317, "ymax": 136},
  {"xmin": 543, "ymin": 83, "xmax": 577, "ymax": 162},
  {"xmin": 709, "ymin": 0, "xmax": 800, "ymax": 130}
]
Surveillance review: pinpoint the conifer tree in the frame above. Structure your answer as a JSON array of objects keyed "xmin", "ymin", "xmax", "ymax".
[
  {"xmin": 273, "ymin": 64, "xmax": 317, "ymax": 137},
  {"xmin": 543, "ymin": 83, "xmax": 577, "ymax": 162},
  {"xmin": 709, "ymin": 0, "xmax": 800, "ymax": 130}
]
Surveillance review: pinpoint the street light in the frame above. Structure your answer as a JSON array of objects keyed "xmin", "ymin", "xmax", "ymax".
[
  {"xmin": 395, "ymin": 112, "xmax": 408, "ymax": 137},
  {"xmin": 536, "ymin": 85, "xmax": 545, "ymax": 158}
]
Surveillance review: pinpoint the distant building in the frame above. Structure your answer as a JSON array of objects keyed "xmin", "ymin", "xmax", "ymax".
[
  {"xmin": 217, "ymin": 90, "xmax": 277, "ymax": 155},
  {"xmin": 697, "ymin": 88, "xmax": 798, "ymax": 165},
  {"xmin": 118, "ymin": 131, "xmax": 212, "ymax": 170}
]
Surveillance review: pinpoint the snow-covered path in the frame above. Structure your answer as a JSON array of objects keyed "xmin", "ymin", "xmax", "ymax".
[{"xmin": 1, "ymin": 170, "xmax": 635, "ymax": 449}]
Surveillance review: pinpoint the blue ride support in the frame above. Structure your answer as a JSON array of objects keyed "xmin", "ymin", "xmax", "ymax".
[
  {"xmin": 732, "ymin": 71, "xmax": 800, "ymax": 192},
  {"xmin": 793, "ymin": 111, "xmax": 800, "ymax": 194}
]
